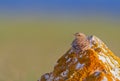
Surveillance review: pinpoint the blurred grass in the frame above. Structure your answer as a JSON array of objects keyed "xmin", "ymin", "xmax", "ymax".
[{"xmin": 0, "ymin": 16, "xmax": 119, "ymax": 81}]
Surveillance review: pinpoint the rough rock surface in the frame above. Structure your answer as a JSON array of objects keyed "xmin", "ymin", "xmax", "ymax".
[{"xmin": 39, "ymin": 33, "xmax": 120, "ymax": 81}]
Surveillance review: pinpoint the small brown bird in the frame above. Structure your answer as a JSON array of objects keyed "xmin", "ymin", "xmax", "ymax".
[{"xmin": 71, "ymin": 32, "xmax": 90, "ymax": 53}]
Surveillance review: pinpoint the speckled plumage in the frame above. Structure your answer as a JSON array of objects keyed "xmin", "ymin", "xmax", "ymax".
[{"xmin": 72, "ymin": 33, "xmax": 90, "ymax": 53}]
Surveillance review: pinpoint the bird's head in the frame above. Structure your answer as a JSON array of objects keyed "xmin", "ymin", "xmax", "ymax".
[{"xmin": 74, "ymin": 32, "xmax": 86, "ymax": 38}]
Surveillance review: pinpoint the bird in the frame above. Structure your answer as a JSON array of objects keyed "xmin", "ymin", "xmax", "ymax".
[{"xmin": 71, "ymin": 32, "xmax": 90, "ymax": 54}]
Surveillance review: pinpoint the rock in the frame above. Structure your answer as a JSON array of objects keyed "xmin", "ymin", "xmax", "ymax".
[{"xmin": 38, "ymin": 33, "xmax": 120, "ymax": 81}]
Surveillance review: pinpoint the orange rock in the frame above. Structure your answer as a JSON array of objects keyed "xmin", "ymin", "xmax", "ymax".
[{"xmin": 38, "ymin": 33, "xmax": 120, "ymax": 81}]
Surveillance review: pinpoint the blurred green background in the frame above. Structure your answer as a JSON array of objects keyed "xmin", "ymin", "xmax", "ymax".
[{"xmin": 0, "ymin": 16, "xmax": 119, "ymax": 81}]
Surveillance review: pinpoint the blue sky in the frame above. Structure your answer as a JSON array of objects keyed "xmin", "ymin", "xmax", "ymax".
[{"xmin": 0, "ymin": 0, "xmax": 120, "ymax": 17}]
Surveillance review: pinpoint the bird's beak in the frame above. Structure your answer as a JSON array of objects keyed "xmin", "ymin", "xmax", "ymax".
[{"xmin": 73, "ymin": 33, "xmax": 75, "ymax": 36}]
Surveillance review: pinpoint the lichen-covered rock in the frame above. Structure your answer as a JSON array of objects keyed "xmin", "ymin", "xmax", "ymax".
[{"xmin": 38, "ymin": 33, "xmax": 120, "ymax": 81}]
